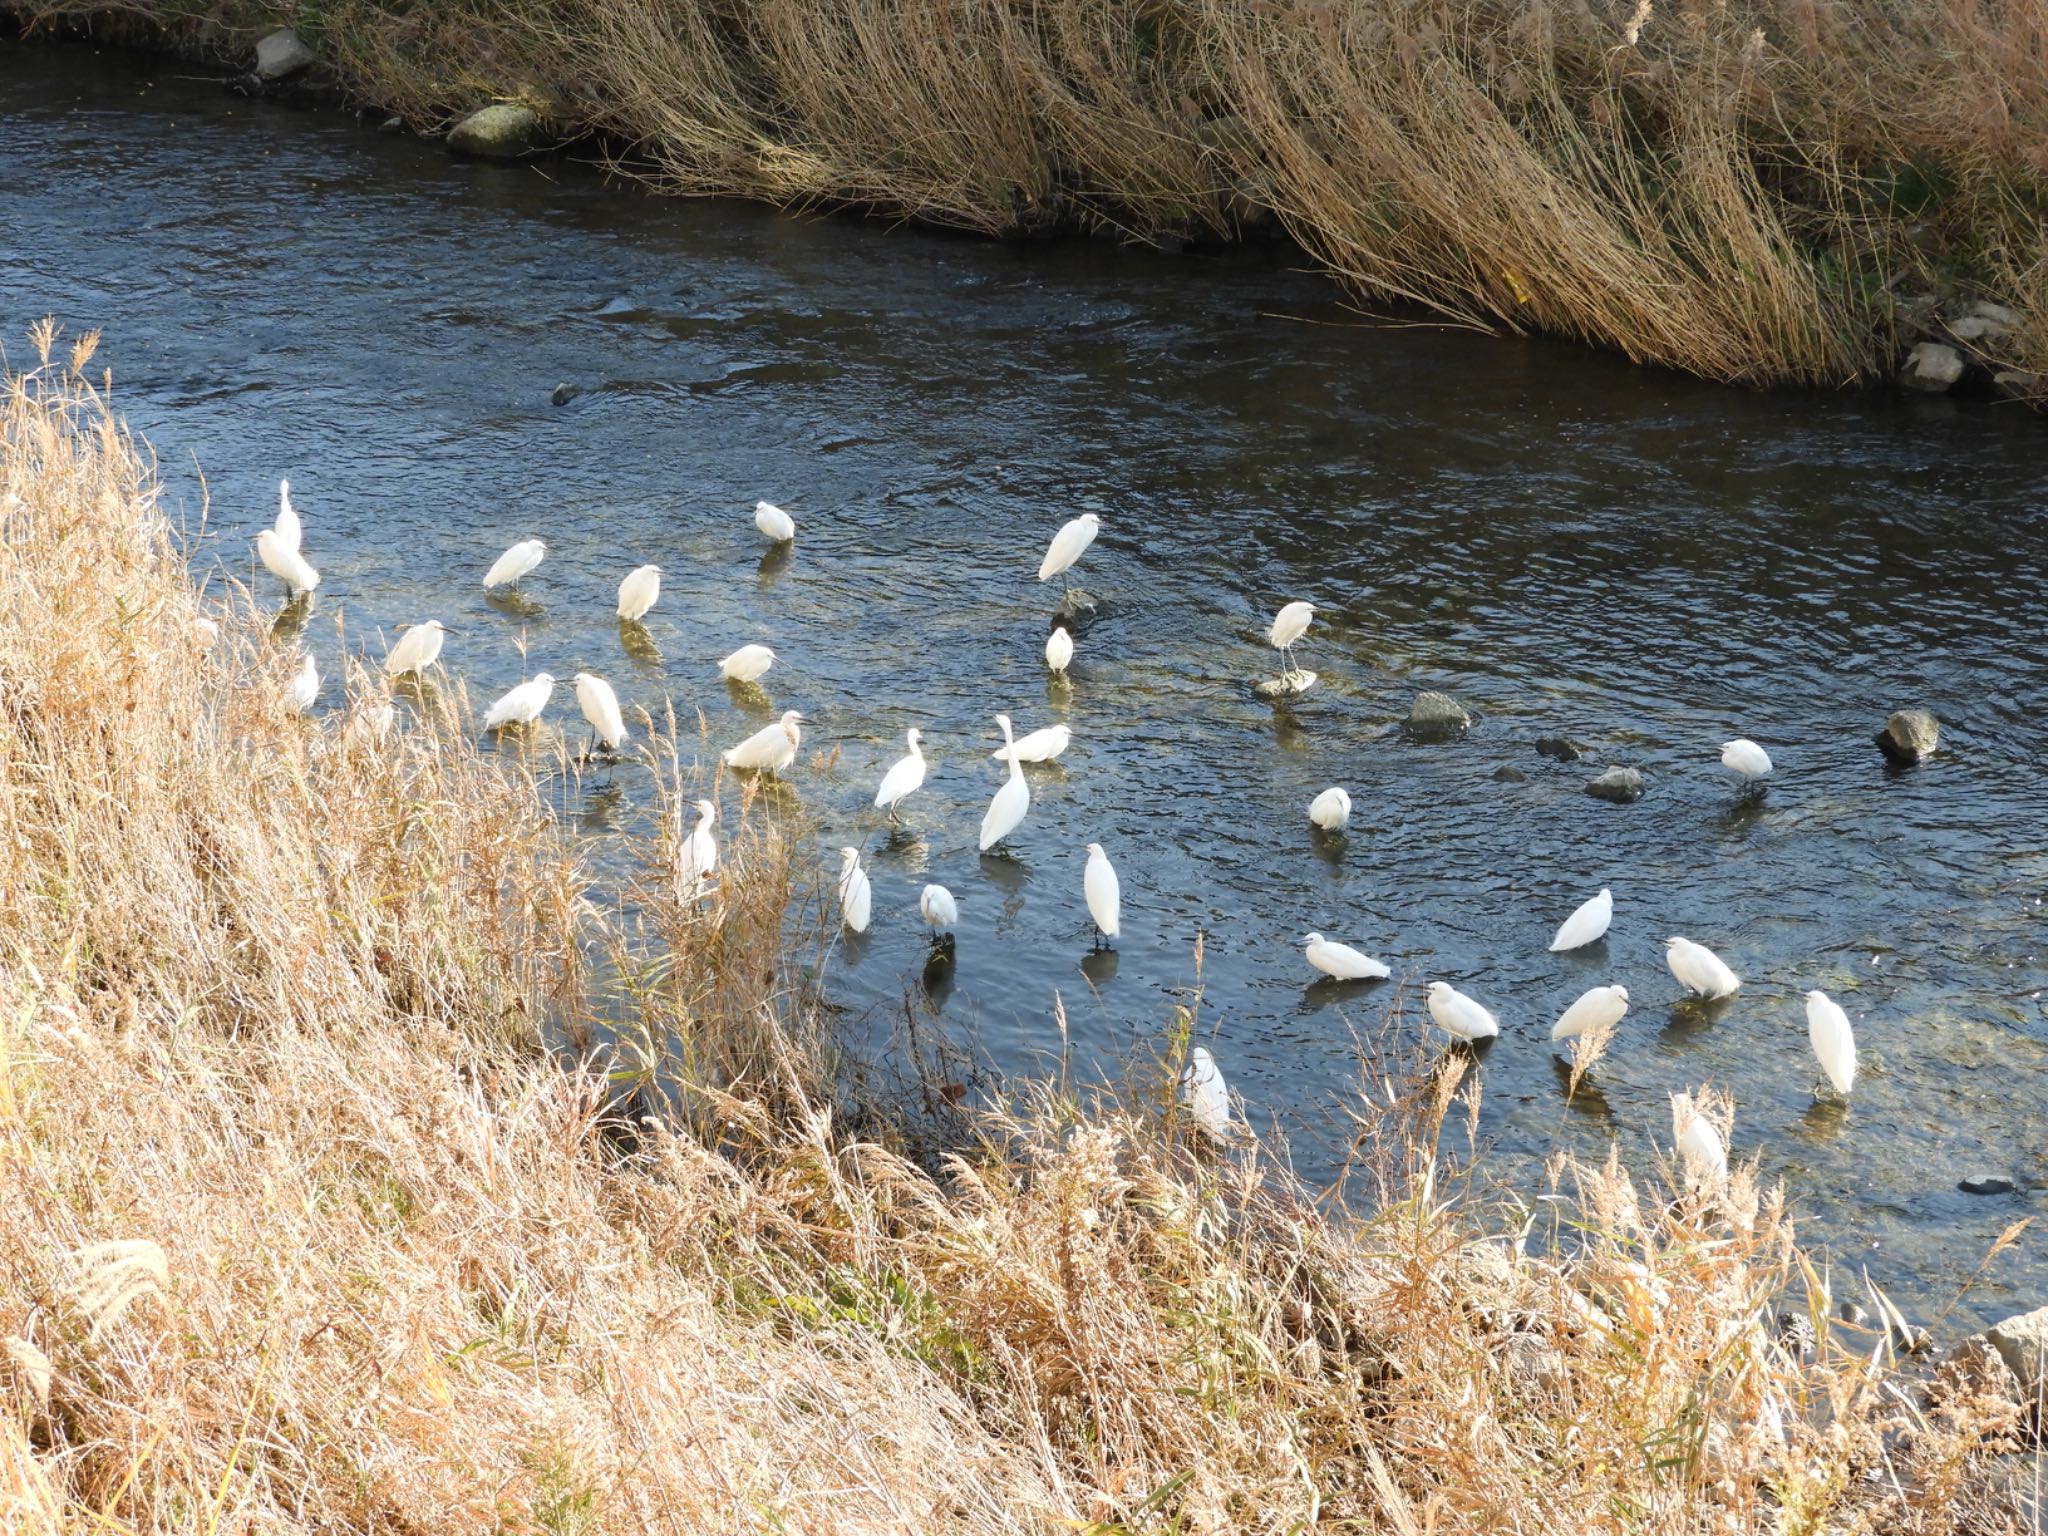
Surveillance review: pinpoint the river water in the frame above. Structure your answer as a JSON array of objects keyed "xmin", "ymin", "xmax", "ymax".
[{"xmin": 6, "ymin": 44, "xmax": 2046, "ymax": 1326}]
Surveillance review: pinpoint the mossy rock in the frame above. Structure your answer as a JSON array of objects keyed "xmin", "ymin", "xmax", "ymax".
[{"xmin": 447, "ymin": 104, "xmax": 541, "ymax": 160}]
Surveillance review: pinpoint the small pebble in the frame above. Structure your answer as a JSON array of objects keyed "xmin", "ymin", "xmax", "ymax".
[{"xmin": 1838, "ymin": 1300, "xmax": 1870, "ymax": 1326}]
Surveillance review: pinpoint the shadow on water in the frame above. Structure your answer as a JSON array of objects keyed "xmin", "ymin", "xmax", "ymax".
[
  {"xmin": 755, "ymin": 543, "xmax": 793, "ymax": 587},
  {"xmin": 1078, "ymin": 947, "xmax": 1120, "ymax": 989},
  {"xmin": 1299, "ymin": 975, "xmax": 1388, "ymax": 1017},
  {"xmin": 1550, "ymin": 1055, "xmax": 1616, "ymax": 1128},
  {"xmin": 576, "ymin": 781, "xmax": 628, "ymax": 834},
  {"xmin": 269, "ymin": 593, "xmax": 313, "ymax": 644},
  {"xmin": 1657, "ymin": 995, "xmax": 1738, "ymax": 1049},
  {"xmin": 486, "ymin": 588, "xmax": 546, "ymax": 621},
  {"xmin": 1310, "ymin": 828, "xmax": 1348, "ymax": 867},
  {"xmin": 1793, "ymin": 1095, "xmax": 1853, "ymax": 1147},
  {"xmin": 920, "ymin": 944, "xmax": 957, "ymax": 1012},
  {"xmin": 724, "ymin": 677, "xmax": 776, "ymax": 717},
  {"xmin": 617, "ymin": 618, "xmax": 662, "ymax": 670}
]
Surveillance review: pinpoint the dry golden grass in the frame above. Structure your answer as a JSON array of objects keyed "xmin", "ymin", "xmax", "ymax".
[{"xmin": 2, "ymin": 336, "xmax": 2040, "ymax": 1532}]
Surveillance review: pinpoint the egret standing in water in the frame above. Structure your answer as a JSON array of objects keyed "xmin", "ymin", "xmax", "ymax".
[
  {"xmin": 873, "ymin": 729, "xmax": 927, "ymax": 818},
  {"xmin": 919, "ymin": 883, "xmax": 958, "ymax": 937},
  {"xmin": 1045, "ymin": 626, "xmax": 1074, "ymax": 676},
  {"xmin": 272, "ymin": 478, "xmax": 301, "ymax": 554},
  {"xmin": 1083, "ymin": 843, "xmax": 1121, "ymax": 948},
  {"xmin": 1551, "ymin": 984, "xmax": 1629, "ymax": 1041},
  {"xmin": 617, "ymin": 564, "xmax": 662, "ymax": 622},
  {"xmin": 483, "ymin": 672, "xmax": 555, "ymax": 730},
  {"xmin": 255, "ymin": 528, "xmax": 320, "ymax": 599},
  {"xmin": 1268, "ymin": 600, "xmax": 1315, "ymax": 687},
  {"xmin": 1037, "ymin": 512, "xmax": 1100, "ymax": 599},
  {"xmin": 1426, "ymin": 981, "xmax": 1500, "ymax": 1042},
  {"xmin": 837, "ymin": 847, "xmax": 872, "ymax": 934},
  {"xmin": 678, "ymin": 799, "xmax": 718, "ymax": 896},
  {"xmin": 1549, "ymin": 888, "xmax": 1613, "ymax": 951},
  {"xmin": 1665, "ymin": 936, "xmax": 1741, "ymax": 999},
  {"xmin": 383, "ymin": 620, "xmax": 450, "ymax": 677},
  {"xmin": 1721, "ymin": 738, "xmax": 1773, "ymax": 785},
  {"xmin": 1804, "ymin": 989, "xmax": 1858, "ymax": 1096},
  {"xmin": 1180, "ymin": 1046, "xmax": 1232, "ymax": 1141},
  {"xmin": 1674, "ymin": 1096, "xmax": 1729, "ymax": 1180},
  {"xmin": 755, "ymin": 501, "xmax": 796, "ymax": 544},
  {"xmin": 1302, "ymin": 933, "xmax": 1389, "ymax": 981},
  {"xmin": 573, "ymin": 671, "xmax": 628, "ymax": 755},
  {"xmin": 1309, "ymin": 787, "xmax": 1352, "ymax": 831},
  {"xmin": 724, "ymin": 710, "xmax": 803, "ymax": 773},
  {"xmin": 720, "ymin": 644, "xmax": 776, "ymax": 683},
  {"xmin": 283, "ymin": 652, "xmax": 319, "ymax": 715},
  {"xmin": 979, "ymin": 713, "xmax": 1030, "ymax": 852},
  {"xmin": 991, "ymin": 721, "xmax": 1070, "ymax": 764},
  {"xmin": 483, "ymin": 538, "xmax": 546, "ymax": 590}
]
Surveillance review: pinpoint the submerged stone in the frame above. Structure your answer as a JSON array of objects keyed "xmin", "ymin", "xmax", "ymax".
[
  {"xmin": 1534, "ymin": 735, "xmax": 1582, "ymax": 762},
  {"xmin": 1407, "ymin": 690, "xmax": 1470, "ymax": 740},
  {"xmin": 1876, "ymin": 708, "xmax": 1940, "ymax": 765},
  {"xmin": 1960, "ymin": 1175, "xmax": 2017, "ymax": 1196},
  {"xmin": 254, "ymin": 28, "xmax": 317, "ymax": 81},
  {"xmin": 1584, "ymin": 767, "xmax": 1644, "ymax": 804},
  {"xmin": 448, "ymin": 104, "xmax": 542, "ymax": 160}
]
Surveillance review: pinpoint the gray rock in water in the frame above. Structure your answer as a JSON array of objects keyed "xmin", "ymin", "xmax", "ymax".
[
  {"xmin": 1584, "ymin": 767, "xmax": 1644, "ymax": 804},
  {"xmin": 1837, "ymin": 1299, "xmax": 1870, "ymax": 1326},
  {"xmin": 550, "ymin": 382, "xmax": 581, "ymax": 407},
  {"xmin": 1983, "ymin": 1304, "xmax": 2048, "ymax": 1410},
  {"xmin": 1406, "ymin": 690, "xmax": 1471, "ymax": 740},
  {"xmin": 1534, "ymin": 735, "xmax": 1582, "ymax": 763},
  {"xmin": 1491, "ymin": 765, "xmax": 1528, "ymax": 784},
  {"xmin": 447, "ymin": 104, "xmax": 542, "ymax": 160},
  {"xmin": 1900, "ymin": 341, "xmax": 1966, "ymax": 392},
  {"xmin": 378, "ymin": 115, "xmax": 404, "ymax": 136},
  {"xmin": 254, "ymin": 28, "xmax": 317, "ymax": 81},
  {"xmin": 1961, "ymin": 1174, "xmax": 2017, "ymax": 1196},
  {"xmin": 1876, "ymin": 708, "xmax": 1940, "ymax": 765}
]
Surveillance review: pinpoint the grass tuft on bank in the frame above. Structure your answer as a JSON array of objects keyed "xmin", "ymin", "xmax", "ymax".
[{"xmin": 1, "ymin": 335, "xmax": 2040, "ymax": 1530}]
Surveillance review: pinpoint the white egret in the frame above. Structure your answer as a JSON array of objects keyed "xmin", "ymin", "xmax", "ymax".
[
  {"xmin": 1308, "ymin": 786, "xmax": 1352, "ymax": 831},
  {"xmin": 1674, "ymin": 1099, "xmax": 1729, "ymax": 1180},
  {"xmin": 1045, "ymin": 626, "xmax": 1074, "ymax": 674},
  {"xmin": 720, "ymin": 644, "xmax": 776, "ymax": 683},
  {"xmin": 383, "ymin": 620, "xmax": 450, "ymax": 676},
  {"xmin": 573, "ymin": 671, "xmax": 628, "ymax": 753},
  {"xmin": 1805, "ymin": 989, "xmax": 1858, "ymax": 1095},
  {"xmin": 678, "ymin": 799, "xmax": 718, "ymax": 893},
  {"xmin": 1302, "ymin": 933, "xmax": 1389, "ymax": 981},
  {"xmin": 255, "ymin": 528, "xmax": 320, "ymax": 598},
  {"xmin": 1721, "ymin": 738, "xmax": 1773, "ymax": 783},
  {"xmin": 1551, "ymin": 984, "xmax": 1629, "ymax": 1041},
  {"xmin": 837, "ymin": 847, "xmax": 872, "ymax": 934},
  {"xmin": 724, "ymin": 709, "xmax": 803, "ymax": 773},
  {"xmin": 920, "ymin": 883, "xmax": 958, "ymax": 935},
  {"xmin": 874, "ymin": 729, "xmax": 927, "ymax": 817},
  {"xmin": 283, "ymin": 652, "xmax": 319, "ymax": 714},
  {"xmin": 755, "ymin": 500, "xmax": 796, "ymax": 543},
  {"xmin": 990, "ymin": 722, "xmax": 1070, "ymax": 764},
  {"xmin": 1426, "ymin": 981, "xmax": 1500, "ymax": 1042},
  {"xmin": 192, "ymin": 614, "xmax": 221, "ymax": 650},
  {"xmin": 273, "ymin": 478, "xmax": 301, "ymax": 554},
  {"xmin": 483, "ymin": 538, "xmax": 546, "ymax": 589},
  {"xmin": 1665, "ymin": 936, "xmax": 1741, "ymax": 999},
  {"xmin": 1083, "ymin": 843, "xmax": 1121, "ymax": 946},
  {"xmin": 482, "ymin": 672, "xmax": 555, "ymax": 730},
  {"xmin": 1268, "ymin": 600, "xmax": 1315, "ymax": 683},
  {"xmin": 978, "ymin": 713, "xmax": 1030, "ymax": 852},
  {"xmin": 1180, "ymin": 1046, "xmax": 1232, "ymax": 1141},
  {"xmin": 617, "ymin": 564, "xmax": 662, "ymax": 622},
  {"xmin": 1037, "ymin": 512, "xmax": 1100, "ymax": 593},
  {"xmin": 1549, "ymin": 888, "xmax": 1613, "ymax": 952}
]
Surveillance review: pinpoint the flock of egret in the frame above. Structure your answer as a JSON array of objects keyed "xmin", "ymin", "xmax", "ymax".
[{"xmin": 252, "ymin": 489, "xmax": 1858, "ymax": 1157}]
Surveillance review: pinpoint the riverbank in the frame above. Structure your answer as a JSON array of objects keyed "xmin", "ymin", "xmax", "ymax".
[
  {"xmin": 2, "ymin": 334, "xmax": 2039, "ymax": 1530},
  {"xmin": 7, "ymin": 0, "xmax": 2046, "ymax": 403}
]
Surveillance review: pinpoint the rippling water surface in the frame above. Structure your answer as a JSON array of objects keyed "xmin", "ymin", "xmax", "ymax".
[{"xmin": 7, "ymin": 44, "xmax": 2047, "ymax": 1325}]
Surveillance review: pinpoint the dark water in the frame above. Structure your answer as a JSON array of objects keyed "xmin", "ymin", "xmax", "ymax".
[{"xmin": 7, "ymin": 44, "xmax": 2047, "ymax": 1327}]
